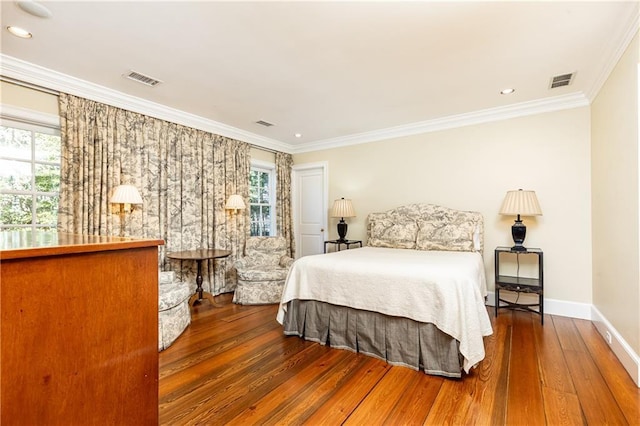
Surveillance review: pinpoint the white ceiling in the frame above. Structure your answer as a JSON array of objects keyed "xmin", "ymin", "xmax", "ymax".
[{"xmin": 1, "ymin": 1, "xmax": 638, "ymax": 153}]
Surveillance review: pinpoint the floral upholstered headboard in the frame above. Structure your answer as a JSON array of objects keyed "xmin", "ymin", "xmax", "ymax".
[{"xmin": 366, "ymin": 204, "xmax": 484, "ymax": 253}]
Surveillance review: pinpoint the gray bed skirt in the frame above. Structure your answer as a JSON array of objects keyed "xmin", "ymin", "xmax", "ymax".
[{"xmin": 281, "ymin": 299, "xmax": 463, "ymax": 378}]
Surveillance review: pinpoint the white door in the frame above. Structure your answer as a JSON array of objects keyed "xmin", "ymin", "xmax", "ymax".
[{"xmin": 292, "ymin": 162, "xmax": 328, "ymax": 258}]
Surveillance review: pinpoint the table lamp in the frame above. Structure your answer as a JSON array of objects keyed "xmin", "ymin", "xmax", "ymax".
[
  {"xmin": 330, "ymin": 198, "xmax": 355, "ymax": 243},
  {"xmin": 499, "ymin": 189, "xmax": 542, "ymax": 251}
]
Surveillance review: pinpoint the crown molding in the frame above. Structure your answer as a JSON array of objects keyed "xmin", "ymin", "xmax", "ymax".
[
  {"xmin": 0, "ymin": 54, "xmax": 604, "ymax": 156},
  {"xmin": 293, "ymin": 4, "xmax": 638, "ymax": 154},
  {"xmin": 585, "ymin": 4, "xmax": 640, "ymax": 101},
  {"xmin": 292, "ymin": 93, "xmax": 590, "ymax": 154},
  {"xmin": 0, "ymin": 54, "xmax": 293, "ymax": 154}
]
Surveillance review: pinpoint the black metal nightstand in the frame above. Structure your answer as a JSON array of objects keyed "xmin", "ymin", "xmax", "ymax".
[
  {"xmin": 494, "ymin": 246, "xmax": 544, "ymax": 324},
  {"xmin": 324, "ymin": 239, "xmax": 363, "ymax": 253}
]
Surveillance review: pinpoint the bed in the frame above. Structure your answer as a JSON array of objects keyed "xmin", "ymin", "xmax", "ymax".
[{"xmin": 276, "ymin": 204, "xmax": 493, "ymax": 378}]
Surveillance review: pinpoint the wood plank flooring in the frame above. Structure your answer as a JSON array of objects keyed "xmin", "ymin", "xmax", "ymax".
[{"xmin": 159, "ymin": 294, "xmax": 640, "ymax": 425}]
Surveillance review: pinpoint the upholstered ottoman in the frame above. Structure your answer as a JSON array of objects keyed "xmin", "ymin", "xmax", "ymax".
[
  {"xmin": 158, "ymin": 271, "xmax": 191, "ymax": 351},
  {"xmin": 233, "ymin": 268, "xmax": 289, "ymax": 305}
]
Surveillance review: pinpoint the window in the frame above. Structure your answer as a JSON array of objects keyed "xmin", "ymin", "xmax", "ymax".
[
  {"xmin": 249, "ymin": 160, "xmax": 276, "ymax": 236},
  {"xmin": 0, "ymin": 120, "xmax": 61, "ymax": 231}
]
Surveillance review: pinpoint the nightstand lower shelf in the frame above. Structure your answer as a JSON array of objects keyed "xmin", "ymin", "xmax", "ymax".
[
  {"xmin": 495, "ymin": 281, "xmax": 544, "ymax": 321},
  {"xmin": 494, "ymin": 247, "xmax": 544, "ymax": 324}
]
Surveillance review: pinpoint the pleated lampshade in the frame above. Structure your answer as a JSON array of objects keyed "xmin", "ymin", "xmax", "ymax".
[
  {"xmin": 330, "ymin": 198, "xmax": 355, "ymax": 218},
  {"xmin": 110, "ymin": 185, "xmax": 143, "ymax": 205},
  {"xmin": 499, "ymin": 190, "xmax": 542, "ymax": 217},
  {"xmin": 225, "ymin": 194, "xmax": 246, "ymax": 210}
]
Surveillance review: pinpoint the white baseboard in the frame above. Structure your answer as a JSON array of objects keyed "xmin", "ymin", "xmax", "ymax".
[
  {"xmin": 485, "ymin": 292, "xmax": 640, "ymax": 387},
  {"xmin": 486, "ymin": 291, "xmax": 592, "ymax": 319},
  {"xmin": 591, "ymin": 306, "xmax": 640, "ymax": 387}
]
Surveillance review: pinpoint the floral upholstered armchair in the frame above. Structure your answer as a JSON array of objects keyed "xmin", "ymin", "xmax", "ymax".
[
  {"xmin": 233, "ymin": 236, "xmax": 294, "ymax": 305},
  {"xmin": 158, "ymin": 270, "xmax": 192, "ymax": 351}
]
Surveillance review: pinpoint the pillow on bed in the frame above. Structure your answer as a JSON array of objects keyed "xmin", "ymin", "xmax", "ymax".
[
  {"xmin": 416, "ymin": 220, "xmax": 475, "ymax": 252},
  {"xmin": 368, "ymin": 220, "xmax": 418, "ymax": 249}
]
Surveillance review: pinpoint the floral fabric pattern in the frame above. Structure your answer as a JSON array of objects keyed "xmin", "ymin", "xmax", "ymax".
[
  {"xmin": 57, "ymin": 93, "xmax": 251, "ymax": 295},
  {"xmin": 276, "ymin": 152, "xmax": 295, "ymax": 258},
  {"xmin": 368, "ymin": 220, "xmax": 418, "ymax": 249},
  {"xmin": 233, "ymin": 236, "xmax": 294, "ymax": 305},
  {"xmin": 367, "ymin": 204, "xmax": 484, "ymax": 253},
  {"xmin": 158, "ymin": 271, "xmax": 191, "ymax": 351},
  {"xmin": 211, "ymin": 138, "xmax": 250, "ymax": 293},
  {"xmin": 416, "ymin": 220, "xmax": 476, "ymax": 252}
]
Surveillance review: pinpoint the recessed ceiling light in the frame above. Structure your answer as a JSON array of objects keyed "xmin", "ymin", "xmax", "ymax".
[
  {"xmin": 294, "ymin": 133, "xmax": 302, "ymax": 138},
  {"xmin": 500, "ymin": 88, "xmax": 515, "ymax": 95},
  {"xmin": 7, "ymin": 26, "xmax": 32, "ymax": 38}
]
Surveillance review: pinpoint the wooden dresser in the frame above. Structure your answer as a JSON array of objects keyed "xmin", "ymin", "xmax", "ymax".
[{"xmin": 0, "ymin": 231, "xmax": 164, "ymax": 425}]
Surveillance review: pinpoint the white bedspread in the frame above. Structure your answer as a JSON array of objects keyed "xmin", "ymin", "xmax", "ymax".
[{"xmin": 276, "ymin": 246, "xmax": 493, "ymax": 373}]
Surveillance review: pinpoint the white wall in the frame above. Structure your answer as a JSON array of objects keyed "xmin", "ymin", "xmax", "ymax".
[
  {"xmin": 294, "ymin": 107, "xmax": 593, "ymax": 306},
  {"xmin": 591, "ymin": 31, "xmax": 639, "ymax": 358}
]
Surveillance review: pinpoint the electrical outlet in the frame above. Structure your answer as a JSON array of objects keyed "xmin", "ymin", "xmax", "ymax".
[{"xmin": 605, "ymin": 330, "xmax": 612, "ymax": 345}]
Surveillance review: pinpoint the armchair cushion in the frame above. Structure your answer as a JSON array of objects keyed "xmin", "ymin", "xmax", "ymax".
[
  {"xmin": 233, "ymin": 236, "xmax": 293, "ymax": 305},
  {"xmin": 237, "ymin": 266, "xmax": 289, "ymax": 282},
  {"xmin": 159, "ymin": 280, "xmax": 191, "ymax": 312},
  {"xmin": 158, "ymin": 270, "xmax": 191, "ymax": 351}
]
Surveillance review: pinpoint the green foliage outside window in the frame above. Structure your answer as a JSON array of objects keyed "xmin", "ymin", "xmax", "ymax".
[
  {"xmin": 249, "ymin": 168, "xmax": 273, "ymax": 236},
  {"xmin": 0, "ymin": 124, "xmax": 60, "ymax": 231}
]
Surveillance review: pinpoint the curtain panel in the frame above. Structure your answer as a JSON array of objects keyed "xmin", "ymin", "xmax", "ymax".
[
  {"xmin": 212, "ymin": 137, "xmax": 250, "ymax": 292},
  {"xmin": 275, "ymin": 152, "xmax": 294, "ymax": 257},
  {"xmin": 58, "ymin": 93, "xmax": 250, "ymax": 294}
]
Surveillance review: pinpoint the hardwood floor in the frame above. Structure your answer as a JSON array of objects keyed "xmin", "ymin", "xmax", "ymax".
[{"xmin": 159, "ymin": 294, "xmax": 640, "ymax": 425}]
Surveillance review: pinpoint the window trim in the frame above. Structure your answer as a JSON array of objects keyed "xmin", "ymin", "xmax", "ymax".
[
  {"xmin": 250, "ymin": 159, "xmax": 277, "ymax": 237},
  {"xmin": 0, "ymin": 113, "xmax": 61, "ymax": 232}
]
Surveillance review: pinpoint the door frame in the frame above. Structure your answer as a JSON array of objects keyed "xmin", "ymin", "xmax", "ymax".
[{"xmin": 292, "ymin": 161, "xmax": 329, "ymax": 258}]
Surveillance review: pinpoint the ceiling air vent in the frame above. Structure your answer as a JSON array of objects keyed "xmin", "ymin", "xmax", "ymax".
[
  {"xmin": 549, "ymin": 72, "xmax": 575, "ymax": 89},
  {"xmin": 123, "ymin": 70, "xmax": 162, "ymax": 87},
  {"xmin": 255, "ymin": 120, "xmax": 274, "ymax": 127}
]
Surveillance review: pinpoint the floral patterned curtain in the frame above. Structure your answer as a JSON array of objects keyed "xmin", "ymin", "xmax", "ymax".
[
  {"xmin": 57, "ymin": 93, "xmax": 249, "ymax": 295},
  {"xmin": 275, "ymin": 151, "xmax": 294, "ymax": 257},
  {"xmin": 211, "ymin": 136, "xmax": 250, "ymax": 293}
]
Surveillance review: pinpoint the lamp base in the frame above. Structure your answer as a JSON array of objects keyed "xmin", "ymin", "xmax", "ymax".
[
  {"xmin": 337, "ymin": 219, "xmax": 348, "ymax": 243},
  {"xmin": 511, "ymin": 216, "xmax": 527, "ymax": 251}
]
